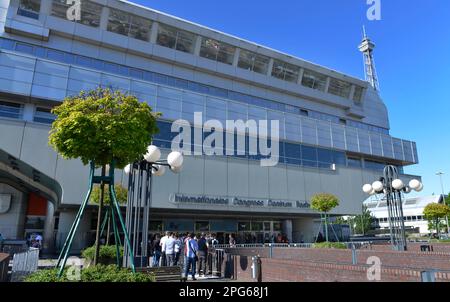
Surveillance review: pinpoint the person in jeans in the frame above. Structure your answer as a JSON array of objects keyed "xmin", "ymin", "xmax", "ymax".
[
  {"xmin": 197, "ymin": 233, "xmax": 208, "ymax": 276},
  {"xmin": 184, "ymin": 233, "xmax": 198, "ymax": 281},
  {"xmin": 159, "ymin": 231, "xmax": 170, "ymax": 266},
  {"xmin": 174, "ymin": 233, "xmax": 182, "ymax": 266},
  {"xmin": 164, "ymin": 232, "xmax": 176, "ymax": 266},
  {"xmin": 151, "ymin": 234, "xmax": 161, "ymax": 267}
]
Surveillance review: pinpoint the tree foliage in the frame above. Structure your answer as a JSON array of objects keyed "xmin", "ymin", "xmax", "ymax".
[
  {"xmin": 310, "ymin": 193, "xmax": 340, "ymax": 213},
  {"xmin": 348, "ymin": 205, "xmax": 375, "ymax": 235},
  {"xmin": 423, "ymin": 203, "xmax": 450, "ymax": 235},
  {"xmin": 90, "ymin": 183, "xmax": 128, "ymax": 205},
  {"xmin": 49, "ymin": 88, "xmax": 160, "ymax": 168}
]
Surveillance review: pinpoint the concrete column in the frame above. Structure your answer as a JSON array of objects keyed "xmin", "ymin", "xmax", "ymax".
[
  {"xmin": 42, "ymin": 200, "xmax": 55, "ymax": 254},
  {"xmin": 194, "ymin": 35, "xmax": 202, "ymax": 56},
  {"xmin": 39, "ymin": 0, "xmax": 52, "ymax": 16},
  {"xmin": 232, "ymin": 48, "xmax": 240, "ymax": 67},
  {"xmin": 266, "ymin": 58, "xmax": 274, "ymax": 77},
  {"xmin": 150, "ymin": 21, "xmax": 159, "ymax": 44},
  {"xmin": 325, "ymin": 77, "xmax": 331, "ymax": 93},
  {"xmin": 282, "ymin": 219, "xmax": 293, "ymax": 243},
  {"xmin": 22, "ymin": 103, "xmax": 35, "ymax": 122},
  {"xmin": 100, "ymin": 6, "xmax": 110, "ymax": 31},
  {"xmin": 297, "ymin": 68, "xmax": 305, "ymax": 85},
  {"xmin": 349, "ymin": 84, "xmax": 356, "ymax": 101}
]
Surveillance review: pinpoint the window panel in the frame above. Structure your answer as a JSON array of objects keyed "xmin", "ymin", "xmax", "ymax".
[
  {"xmin": 157, "ymin": 24, "xmax": 195, "ymax": 54},
  {"xmin": 403, "ymin": 140, "xmax": 414, "ymax": 162},
  {"xmin": 301, "ymin": 69, "xmax": 327, "ymax": 91},
  {"xmin": 51, "ymin": 0, "xmax": 102, "ymax": 27},
  {"xmin": 331, "ymin": 125, "xmax": 346, "ymax": 150},
  {"xmin": 353, "ymin": 86, "xmax": 364, "ymax": 103},
  {"xmin": 358, "ymin": 130, "xmax": 371, "ymax": 154},
  {"xmin": 34, "ymin": 107, "xmax": 55, "ymax": 124},
  {"xmin": 370, "ymin": 133, "xmax": 383, "ymax": 156},
  {"xmin": 392, "ymin": 138, "xmax": 404, "ymax": 160},
  {"xmin": 381, "ymin": 135, "xmax": 394, "ymax": 158},
  {"xmin": 0, "ymin": 101, "xmax": 23, "ymax": 119},
  {"xmin": 108, "ymin": 8, "xmax": 151, "ymax": 41},
  {"xmin": 200, "ymin": 38, "xmax": 236, "ymax": 65},
  {"xmin": 238, "ymin": 50, "xmax": 269, "ymax": 74},
  {"xmin": 347, "ymin": 157, "xmax": 362, "ymax": 168},
  {"xmin": 18, "ymin": 0, "xmax": 40, "ymax": 19},
  {"xmin": 301, "ymin": 118, "xmax": 317, "ymax": 145},
  {"xmin": 317, "ymin": 121, "xmax": 332, "ymax": 147},
  {"xmin": 271, "ymin": 60, "xmax": 299, "ymax": 83},
  {"xmin": 328, "ymin": 78, "xmax": 352, "ymax": 99}
]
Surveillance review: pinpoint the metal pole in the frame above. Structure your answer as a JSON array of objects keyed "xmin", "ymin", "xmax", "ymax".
[
  {"xmin": 437, "ymin": 172, "xmax": 449, "ymax": 236},
  {"xmin": 94, "ymin": 165, "xmax": 106, "ymax": 266}
]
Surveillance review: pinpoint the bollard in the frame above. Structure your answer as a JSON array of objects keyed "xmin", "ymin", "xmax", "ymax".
[
  {"xmin": 351, "ymin": 244, "xmax": 357, "ymax": 265},
  {"xmin": 251, "ymin": 256, "xmax": 262, "ymax": 282},
  {"xmin": 268, "ymin": 243, "xmax": 273, "ymax": 258}
]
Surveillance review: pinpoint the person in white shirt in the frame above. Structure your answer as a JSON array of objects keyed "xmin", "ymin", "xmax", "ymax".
[
  {"xmin": 164, "ymin": 233, "xmax": 176, "ymax": 266},
  {"xmin": 159, "ymin": 231, "xmax": 169, "ymax": 266}
]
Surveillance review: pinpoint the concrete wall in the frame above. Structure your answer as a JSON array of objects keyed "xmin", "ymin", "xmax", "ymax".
[{"xmin": 0, "ymin": 182, "xmax": 26, "ymax": 239}]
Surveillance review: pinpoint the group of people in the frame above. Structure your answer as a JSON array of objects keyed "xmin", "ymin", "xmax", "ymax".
[{"xmin": 149, "ymin": 232, "xmax": 221, "ymax": 280}]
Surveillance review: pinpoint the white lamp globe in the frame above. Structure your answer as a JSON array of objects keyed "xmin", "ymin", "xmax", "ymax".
[
  {"xmin": 416, "ymin": 183, "xmax": 424, "ymax": 192},
  {"xmin": 124, "ymin": 164, "xmax": 131, "ymax": 175},
  {"xmin": 409, "ymin": 179, "xmax": 421, "ymax": 191},
  {"xmin": 372, "ymin": 181, "xmax": 384, "ymax": 192},
  {"xmin": 392, "ymin": 179, "xmax": 404, "ymax": 190},
  {"xmin": 167, "ymin": 151, "xmax": 184, "ymax": 169},
  {"xmin": 363, "ymin": 184, "xmax": 373, "ymax": 194},
  {"xmin": 144, "ymin": 145, "xmax": 161, "ymax": 163},
  {"xmin": 152, "ymin": 165, "xmax": 166, "ymax": 177}
]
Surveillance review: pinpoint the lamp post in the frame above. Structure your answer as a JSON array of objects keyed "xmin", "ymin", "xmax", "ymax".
[
  {"xmin": 436, "ymin": 172, "xmax": 449, "ymax": 236},
  {"xmin": 363, "ymin": 165, "xmax": 423, "ymax": 251},
  {"xmin": 122, "ymin": 145, "xmax": 184, "ymax": 268}
]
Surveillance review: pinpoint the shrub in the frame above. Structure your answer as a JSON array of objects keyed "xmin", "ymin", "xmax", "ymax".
[
  {"xmin": 312, "ymin": 242, "xmax": 347, "ymax": 249},
  {"xmin": 82, "ymin": 245, "xmax": 123, "ymax": 265},
  {"xmin": 24, "ymin": 265, "xmax": 155, "ymax": 282}
]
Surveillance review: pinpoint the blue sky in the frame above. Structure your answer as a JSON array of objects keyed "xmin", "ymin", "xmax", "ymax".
[{"xmin": 132, "ymin": 0, "xmax": 450, "ymax": 196}]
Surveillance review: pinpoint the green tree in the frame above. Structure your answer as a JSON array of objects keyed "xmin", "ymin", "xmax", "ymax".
[
  {"xmin": 310, "ymin": 193, "xmax": 340, "ymax": 242},
  {"xmin": 348, "ymin": 205, "xmax": 375, "ymax": 235},
  {"xmin": 423, "ymin": 203, "xmax": 450, "ymax": 237},
  {"xmin": 49, "ymin": 87, "xmax": 160, "ymax": 266},
  {"xmin": 49, "ymin": 88, "xmax": 159, "ymax": 169}
]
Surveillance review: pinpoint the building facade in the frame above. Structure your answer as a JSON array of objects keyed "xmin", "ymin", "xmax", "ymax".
[
  {"xmin": 0, "ymin": 0, "xmax": 420, "ymax": 251},
  {"xmin": 365, "ymin": 195, "xmax": 443, "ymax": 235}
]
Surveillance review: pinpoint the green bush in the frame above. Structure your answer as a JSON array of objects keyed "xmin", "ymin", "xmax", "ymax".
[
  {"xmin": 312, "ymin": 242, "xmax": 347, "ymax": 249},
  {"xmin": 82, "ymin": 245, "xmax": 123, "ymax": 261},
  {"xmin": 24, "ymin": 265, "xmax": 155, "ymax": 282}
]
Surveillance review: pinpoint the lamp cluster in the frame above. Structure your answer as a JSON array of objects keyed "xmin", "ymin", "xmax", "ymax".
[
  {"xmin": 124, "ymin": 145, "xmax": 184, "ymax": 176},
  {"xmin": 362, "ymin": 178, "xmax": 423, "ymax": 196}
]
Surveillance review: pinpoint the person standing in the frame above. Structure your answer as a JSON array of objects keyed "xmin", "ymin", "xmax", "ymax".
[
  {"xmin": 151, "ymin": 234, "xmax": 161, "ymax": 267},
  {"xmin": 184, "ymin": 233, "xmax": 198, "ymax": 281},
  {"xmin": 159, "ymin": 231, "xmax": 169, "ymax": 266},
  {"xmin": 197, "ymin": 233, "xmax": 208, "ymax": 276},
  {"xmin": 164, "ymin": 232, "xmax": 176, "ymax": 267},
  {"xmin": 174, "ymin": 233, "xmax": 182, "ymax": 266},
  {"xmin": 229, "ymin": 234, "xmax": 236, "ymax": 247}
]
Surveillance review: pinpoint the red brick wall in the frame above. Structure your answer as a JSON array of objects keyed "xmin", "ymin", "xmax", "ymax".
[{"xmin": 234, "ymin": 256, "xmax": 450, "ymax": 282}]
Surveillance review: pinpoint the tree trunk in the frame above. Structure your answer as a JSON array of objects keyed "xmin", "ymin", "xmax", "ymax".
[
  {"xmin": 324, "ymin": 213, "xmax": 329, "ymax": 242},
  {"xmin": 436, "ymin": 218, "xmax": 440, "ymax": 238},
  {"xmin": 93, "ymin": 165, "xmax": 106, "ymax": 265}
]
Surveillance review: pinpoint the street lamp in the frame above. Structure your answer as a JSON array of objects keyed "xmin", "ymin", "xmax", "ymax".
[
  {"xmin": 362, "ymin": 165, "xmax": 423, "ymax": 251},
  {"xmin": 122, "ymin": 146, "xmax": 184, "ymax": 268},
  {"xmin": 436, "ymin": 172, "xmax": 449, "ymax": 236}
]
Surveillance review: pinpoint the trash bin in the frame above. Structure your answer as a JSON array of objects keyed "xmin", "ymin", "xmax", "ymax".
[{"xmin": 420, "ymin": 245, "xmax": 433, "ymax": 252}]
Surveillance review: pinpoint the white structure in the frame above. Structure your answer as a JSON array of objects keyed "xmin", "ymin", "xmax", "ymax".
[{"xmin": 364, "ymin": 195, "xmax": 444, "ymax": 234}]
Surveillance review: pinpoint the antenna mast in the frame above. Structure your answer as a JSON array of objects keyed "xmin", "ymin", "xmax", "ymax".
[{"xmin": 358, "ymin": 26, "xmax": 380, "ymax": 91}]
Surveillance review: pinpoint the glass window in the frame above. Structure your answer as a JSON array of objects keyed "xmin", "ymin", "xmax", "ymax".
[
  {"xmin": 237, "ymin": 50, "xmax": 270, "ymax": 75},
  {"xmin": 284, "ymin": 142, "xmax": 301, "ymax": 159},
  {"xmin": 51, "ymin": 0, "xmax": 102, "ymax": 27},
  {"xmin": 301, "ymin": 145, "xmax": 317, "ymax": 161},
  {"xmin": 301, "ymin": 118, "xmax": 317, "ymax": 145},
  {"xmin": 200, "ymin": 38, "xmax": 236, "ymax": 65},
  {"xmin": 392, "ymin": 138, "xmax": 404, "ymax": 160},
  {"xmin": 195, "ymin": 221, "xmax": 210, "ymax": 232},
  {"xmin": 251, "ymin": 222, "xmax": 263, "ymax": 232},
  {"xmin": 18, "ymin": 0, "xmax": 40, "ymax": 19},
  {"xmin": 301, "ymin": 69, "xmax": 327, "ymax": 91},
  {"xmin": 149, "ymin": 221, "xmax": 163, "ymax": 232},
  {"xmin": 34, "ymin": 107, "xmax": 55, "ymax": 124},
  {"xmin": 365, "ymin": 160, "xmax": 385, "ymax": 171},
  {"xmin": 0, "ymin": 101, "xmax": 23, "ymax": 119},
  {"xmin": 328, "ymin": 78, "xmax": 352, "ymax": 99},
  {"xmin": 107, "ymin": 8, "xmax": 151, "ymax": 41},
  {"xmin": 157, "ymin": 24, "xmax": 195, "ymax": 54},
  {"xmin": 238, "ymin": 222, "xmax": 251, "ymax": 232},
  {"xmin": 271, "ymin": 60, "xmax": 299, "ymax": 83}
]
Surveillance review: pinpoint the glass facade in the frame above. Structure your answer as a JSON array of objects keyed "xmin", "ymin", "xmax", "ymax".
[
  {"xmin": 200, "ymin": 38, "xmax": 236, "ymax": 65},
  {"xmin": 0, "ymin": 101, "xmax": 23, "ymax": 119},
  {"xmin": 238, "ymin": 50, "xmax": 270, "ymax": 75},
  {"xmin": 157, "ymin": 24, "xmax": 195, "ymax": 54},
  {"xmin": 0, "ymin": 38, "xmax": 418, "ymax": 164},
  {"xmin": 107, "ymin": 8, "xmax": 151, "ymax": 41},
  {"xmin": 51, "ymin": 0, "xmax": 102, "ymax": 28},
  {"xmin": 34, "ymin": 107, "xmax": 55, "ymax": 124},
  {"xmin": 18, "ymin": 0, "xmax": 40, "ymax": 19},
  {"xmin": 328, "ymin": 78, "xmax": 352, "ymax": 99}
]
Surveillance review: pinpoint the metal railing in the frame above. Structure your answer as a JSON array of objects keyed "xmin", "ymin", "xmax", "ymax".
[
  {"xmin": 10, "ymin": 248, "xmax": 40, "ymax": 282},
  {"xmin": 215, "ymin": 242, "xmax": 372, "ymax": 250}
]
